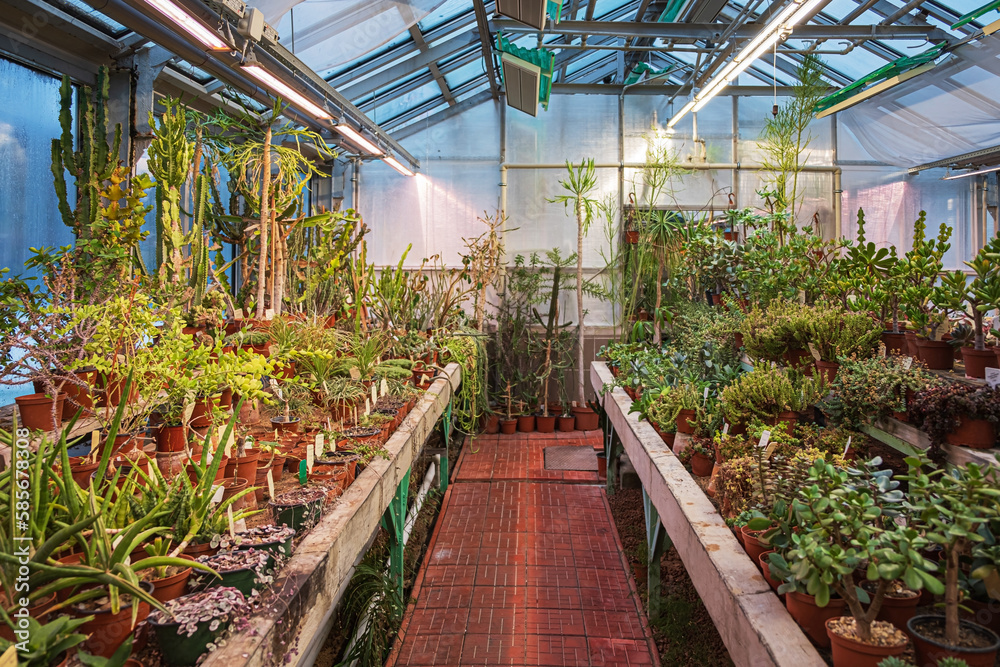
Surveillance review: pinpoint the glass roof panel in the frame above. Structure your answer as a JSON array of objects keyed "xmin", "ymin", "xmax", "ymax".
[
  {"xmin": 444, "ymin": 60, "xmax": 486, "ymax": 89},
  {"xmin": 372, "ymin": 80, "xmax": 442, "ymax": 123},
  {"xmin": 418, "ymin": 0, "xmax": 473, "ymax": 31},
  {"xmin": 318, "ymin": 31, "xmax": 412, "ymax": 80},
  {"xmin": 52, "ymin": 0, "xmax": 128, "ymax": 34},
  {"xmin": 819, "ymin": 0, "xmax": 862, "ymax": 21}
]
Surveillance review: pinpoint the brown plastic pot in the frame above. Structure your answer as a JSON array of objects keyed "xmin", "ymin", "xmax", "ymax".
[
  {"xmin": 557, "ymin": 415, "xmax": 576, "ymax": 432},
  {"xmin": 220, "ymin": 477, "xmax": 251, "ymax": 511},
  {"xmin": 962, "ymin": 347, "xmax": 997, "ymax": 379},
  {"xmin": 875, "ymin": 591, "xmax": 920, "ymax": 634},
  {"xmin": 783, "ymin": 348, "xmax": 814, "ymax": 372},
  {"xmin": 904, "ymin": 331, "xmax": 919, "ymax": 357},
  {"xmin": 68, "ymin": 458, "xmax": 100, "ymax": 489},
  {"xmin": 826, "ymin": 617, "xmax": 907, "ymax": 666},
  {"xmin": 226, "ymin": 451, "xmax": 261, "ymax": 481},
  {"xmin": 484, "ymin": 414, "xmax": 500, "ymax": 434},
  {"xmin": 270, "ymin": 417, "xmax": 299, "ymax": 434},
  {"xmin": 690, "ymin": 451, "xmax": 714, "ymax": 477},
  {"xmin": 945, "ymin": 417, "xmax": 997, "ymax": 449},
  {"xmin": 185, "ymin": 455, "xmax": 228, "ymax": 485},
  {"xmin": 0, "ymin": 593, "xmax": 55, "ymax": 641},
  {"xmin": 499, "ymin": 419, "xmax": 517, "ymax": 435},
  {"xmin": 183, "ymin": 541, "xmax": 218, "ymax": 558},
  {"xmin": 740, "ymin": 526, "xmax": 771, "ymax": 569},
  {"xmin": 573, "ymin": 406, "xmax": 600, "ymax": 431},
  {"xmin": 758, "ymin": 551, "xmax": 781, "ymax": 592},
  {"xmin": 881, "ymin": 331, "xmax": 907, "ymax": 355},
  {"xmin": 189, "ymin": 397, "xmax": 214, "ymax": 428},
  {"xmin": 155, "ymin": 425, "xmax": 187, "ymax": 453},
  {"xmin": 908, "ymin": 615, "xmax": 1000, "ymax": 667},
  {"xmin": 675, "ymin": 408, "xmax": 696, "ymax": 435},
  {"xmin": 69, "ymin": 581, "xmax": 153, "ymax": 658},
  {"xmin": 535, "ymin": 415, "xmax": 556, "ymax": 433},
  {"xmin": 15, "ymin": 393, "xmax": 65, "ymax": 431},
  {"xmin": 144, "ymin": 559, "xmax": 193, "ymax": 603},
  {"xmin": 917, "ymin": 338, "xmax": 955, "ymax": 371},
  {"xmin": 517, "ymin": 415, "xmax": 535, "ymax": 432},
  {"xmin": 815, "ymin": 360, "xmax": 840, "ymax": 384},
  {"xmin": 786, "ymin": 592, "xmax": 846, "ymax": 648}
]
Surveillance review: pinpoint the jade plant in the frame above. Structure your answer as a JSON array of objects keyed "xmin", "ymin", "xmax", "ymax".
[
  {"xmin": 904, "ymin": 453, "xmax": 1000, "ymax": 648},
  {"xmin": 900, "ymin": 212, "xmax": 953, "ymax": 340},
  {"xmin": 935, "ymin": 237, "xmax": 1000, "ymax": 351},
  {"xmin": 763, "ymin": 457, "xmax": 940, "ymax": 644}
]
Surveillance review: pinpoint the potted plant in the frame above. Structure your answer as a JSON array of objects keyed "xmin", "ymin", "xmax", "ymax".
[
  {"xmin": 147, "ymin": 587, "xmax": 248, "ymax": 666},
  {"xmin": 909, "ymin": 384, "xmax": 1000, "ymax": 456},
  {"xmin": 763, "ymin": 457, "xmax": 937, "ymax": 664},
  {"xmin": 829, "ymin": 355, "xmax": 941, "ymax": 429},
  {"xmin": 270, "ymin": 487, "xmax": 326, "ymax": 532},
  {"xmin": 217, "ymin": 525, "xmax": 296, "ymax": 560},
  {"xmin": 0, "ymin": 616, "xmax": 89, "ymax": 667},
  {"xmin": 900, "ymin": 214, "xmax": 954, "ymax": 369},
  {"xmin": 193, "ymin": 549, "xmax": 272, "ymax": 598},
  {"xmin": 720, "ymin": 366, "xmax": 795, "ymax": 429},
  {"xmin": 806, "ymin": 306, "xmax": 881, "ymax": 382},
  {"xmin": 498, "ymin": 381, "xmax": 518, "ymax": 434},
  {"xmin": 936, "ymin": 238, "xmax": 1000, "ymax": 378},
  {"xmin": 904, "ymin": 453, "xmax": 1000, "ymax": 666},
  {"xmin": 680, "ymin": 440, "xmax": 714, "ymax": 477}
]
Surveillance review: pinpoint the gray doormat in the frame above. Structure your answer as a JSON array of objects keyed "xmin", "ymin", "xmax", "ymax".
[{"xmin": 544, "ymin": 446, "xmax": 599, "ymax": 471}]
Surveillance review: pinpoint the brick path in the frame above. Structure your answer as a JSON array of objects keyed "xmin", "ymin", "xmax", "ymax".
[{"xmin": 386, "ymin": 431, "xmax": 660, "ymax": 667}]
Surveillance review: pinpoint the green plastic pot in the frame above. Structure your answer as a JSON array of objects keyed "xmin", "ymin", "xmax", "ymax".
[
  {"xmin": 269, "ymin": 498, "xmax": 323, "ymax": 531},
  {"xmin": 235, "ymin": 533, "xmax": 294, "ymax": 560},
  {"xmin": 150, "ymin": 615, "xmax": 229, "ymax": 666},
  {"xmin": 207, "ymin": 555, "xmax": 273, "ymax": 597}
]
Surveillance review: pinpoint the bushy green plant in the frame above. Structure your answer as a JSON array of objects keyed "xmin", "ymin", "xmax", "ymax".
[
  {"xmin": 806, "ymin": 305, "xmax": 881, "ymax": 362},
  {"xmin": 740, "ymin": 300, "xmax": 811, "ymax": 362},
  {"xmin": 828, "ymin": 355, "xmax": 940, "ymax": 428},
  {"xmin": 720, "ymin": 365, "xmax": 796, "ymax": 425}
]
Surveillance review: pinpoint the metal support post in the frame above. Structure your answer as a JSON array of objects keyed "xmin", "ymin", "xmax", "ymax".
[
  {"xmin": 380, "ymin": 469, "xmax": 411, "ymax": 599},
  {"xmin": 642, "ymin": 487, "xmax": 671, "ymax": 624},
  {"xmin": 439, "ymin": 400, "xmax": 452, "ymax": 493},
  {"xmin": 605, "ymin": 419, "xmax": 622, "ymax": 495}
]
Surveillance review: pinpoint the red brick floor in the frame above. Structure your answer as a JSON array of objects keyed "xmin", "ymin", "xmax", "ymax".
[{"xmin": 386, "ymin": 432, "xmax": 660, "ymax": 667}]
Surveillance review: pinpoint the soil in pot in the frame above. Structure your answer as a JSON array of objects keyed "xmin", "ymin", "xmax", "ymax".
[
  {"xmin": 826, "ymin": 617, "xmax": 908, "ymax": 667},
  {"xmin": 675, "ymin": 409, "xmax": 696, "ymax": 435},
  {"xmin": 786, "ymin": 591, "xmax": 846, "ymax": 648},
  {"xmin": 15, "ymin": 393, "xmax": 64, "ymax": 431},
  {"xmin": 862, "ymin": 580, "xmax": 920, "ymax": 634},
  {"xmin": 536, "ymin": 414, "xmax": 556, "ymax": 433},
  {"xmin": 499, "ymin": 419, "xmax": 517, "ymax": 435},
  {"xmin": 689, "ymin": 451, "xmax": 714, "ymax": 477},
  {"xmin": 148, "ymin": 587, "xmax": 247, "ymax": 666},
  {"xmin": 557, "ymin": 415, "xmax": 575, "ymax": 432},
  {"xmin": 573, "ymin": 406, "xmax": 600, "ymax": 431},
  {"xmin": 917, "ymin": 338, "xmax": 955, "ymax": 371},
  {"xmin": 517, "ymin": 414, "xmax": 535, "ymax": 432},
  {"xmin": 270, "ymin": 488, "xmax": 327, "ymax": 531},
  {"xmin": 945, "ymin": 416, "xmax": 998, "ymax": 449},
  {"xmin": 962, "ymin": 347, "xmax": 997, "ymax": 379},
  {"xmin": 69, "ymin": 582, "xmax": 154, "ymax": 658},
  {"xmin": 908, "ymin": 614, "xmax": 1000, "ymax": 667},
  {"xmin": 139, "ymin": 560, "xmax": 193, "ymax": 604}
]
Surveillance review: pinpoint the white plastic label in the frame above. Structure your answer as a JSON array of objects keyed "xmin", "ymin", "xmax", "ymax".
[
  {"xmin": 266, "ymin": 470, "xmax": 275, "ymax": 498},
  {"xmin": 757, "ymin": 430, "xmax": 771, "ymax": 449},
  {"xmin": 315, "ymin": 434, "xmax": 325, "ymax": 459},
  {"xmin": 306, "ymin": 444, "xmax": 315, "ymax": 473},
  {"xmin": 843, "ymin": 435, "xmax": 853, "ymax": 458},
  {"xmin": 986, "ymin": 368, "xmax": 1000, "ymax": 389}
]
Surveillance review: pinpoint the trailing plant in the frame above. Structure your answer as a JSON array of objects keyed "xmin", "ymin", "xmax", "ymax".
[
  {"xmin": 908, "ymin": 384, "xmax": 1000, "ymax": 462},
  {"xmin": 827, "ymin": 355, "xmax": 940, "ymax": 428}
]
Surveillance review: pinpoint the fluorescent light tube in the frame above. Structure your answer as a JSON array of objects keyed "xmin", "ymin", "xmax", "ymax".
[
  {"xmin": 383, "ymin": 156, "xmax": 414, "ymax": 177},
  {"xmin": 140, "ymin": 0, "xmax": 229, "ymax": 50},
  {"xmin": 943, "ymin": 165, "xmax": 1000, "ymax": 180},
  {"xmin": 667, "ymin": 99, "xmax": 697, "ymax": 128},
  {"xmin": 242, "ymin": 64, "xmax": 333, "ymax": 120},
  {"xmin": 335, "ymin": 124, "xmax": 383, "ymax": 156}
]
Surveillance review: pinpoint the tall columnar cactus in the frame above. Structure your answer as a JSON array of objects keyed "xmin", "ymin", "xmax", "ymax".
[
  {"xmin": 148, "ymin": 99, "xmax": 193, "ymax": 285},
  {"xmin": 50, "ymin": 67, "xmax": 122, "ymax": 238}
]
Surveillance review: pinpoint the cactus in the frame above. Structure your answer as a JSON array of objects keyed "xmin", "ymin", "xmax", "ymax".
[{"xmin": 50, "ymin": 67, "xmax": 122, "ymax": 238}]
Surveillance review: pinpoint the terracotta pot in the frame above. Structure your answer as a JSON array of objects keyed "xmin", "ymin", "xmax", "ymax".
[
  {"xmin": 220, "ymin": 477, "xmax": 251, "ymax": 511},
  {"xmin": 904, "ymin": 331, "xmax": 919, "ymax": 357},
  {"xmin": 499, "ymin": 419, "xmax": 517, "ymax": 435},
  {"xmin": 155, "ymin": 451, "xmax": 188, "ymax": 478},
  {"xmin": 0, "ymin": 593, "xmax": 56, "ymax": 641},
  {"xmin": 908, "ymin": 615, "xmax": 1000, "ymax": 667},
  {"xmin": 536, "ymin": 415, "xmax": 556, "ymax": 433},
  {"xmin": 690, "ymin": 451, "xmax": 714, "ymax": 477},
  {"xmin": 944, "ymin": 334, "xmax": 963, "ymax": 361},
  {"xmin": 183, "ymin": 541, "xmax": 218, "ymax": 558},
  {"xmin": 62, "ymin": 369, "xmax": 97, "ymax": 418},
  {"xmin": 826, "ymin": 617, "xmax": 907, "ymax": 666},
  {"xmin": 917, "ymin": 338, "xmax": 954, "ymax": 371},
  {"xmin": 226, "ymin": 451, "xmax": 261, "ymax": 481},
  {"xmin": 994, "ymin": 346, "xmax": 1000, "ymax": 371},
  {"xmin": 254, "ymin": 467, "xmax": 271, "ymax": 503},
  {"xmin": 945, "ymin": 417, "xmax": 997, "ymax": 449},
  {"xmin": 111, "ymin": 432, "xmax": 141, "ymax": 455},
  {"xmin": 155, "ymin": 425, "xmax": 187, "ymax": 453},
  {"xmin": 675, "ymin": 408, "xmax": 696, "ymax": 435},
  {"xmin": 484, "ymin": 414, "xmax": 500, "ymax": 434},
  {"xmin": 143, "ymin": 558, "xmax": 193, "ymax": 603},
  {"xmin": 740, "ymin": 526, "xmax": 771, "ymax": 570},
  {"xmin": 815, "ymin": 360, "xmax": 840, "ymax": 384},
  {"xmin": 69, "ymin": 458, "xmax": 100, "ymax": 488},
  {"xmin": 881, "ymin": 331, "xmax": 907, "ymax": 355},
  {"xmin": 185, "ymin": 455, "xmax": 228, "ymax": 485},
  {"xmin": 783, "ymin": 348, "xmax": 815, "ymax": 373},
  {"xmin": 557, "ymin": 415, "xmax": 576, "ymax": 432},
  {"xmin": 329, "ymin": 399, "xmax": 356, "ymax": 423},
  {"xmin": 962, "ymin": 347, "xmax": 997, "ymax": 379},
  {"xmin": 758, "ymin": 551, "xmax": 781, "ymax": 592},
  {"xmin": 624, "ymin": 229, "xmax": 639, "ymax": 244},
  {"xmin": 774, "ymin": 411, "xmax": 798, "ymax": 436},
  {"xmin": 786, "ymin": 592, "xmax": 846, "ymax": 648},
  {"xmin": 69, "ymin": 582, "xmax": 153, "ymax": 658},
  {"xmin": 98, "ymin": 372, "xmax": 138, "ymax": 407},
  {"xmin": 572, "ymin": 406, "xmax": 600, "ymax": 431},
  {"xmin": 962, "ymin": 597, "xmax": 1000, "ymax": 638},
  {"xmin": 270, "ymin": 417, "xmax": 299, "ymax": 434},
  {"xmin": 875, "ymin": 591, "xmax": 920, "ymax": 634},
  {"xmin": 189, "ymin": 397, "xmax": 214, "ymax": 428},
  {"xmin": 15, "ymin": 393, "xmax": 65, "ymax": 431},
  {"xmin": 269, "ymin": 455, "xmax": 286, "ymax": 482},
  {"xmin": 597, "ymin": 452, "xmax": 607, "ymax": 478},
  {"xmin": 517, "ymin": 415, "xmax": 535, "ymax": 432},
  {"xmin": 734, "ymin": 332, "xmax": 744, "ymax": 349},
  {"xmin": 218, "ymin": 387, "xmax": 233, "ymax": 410}
]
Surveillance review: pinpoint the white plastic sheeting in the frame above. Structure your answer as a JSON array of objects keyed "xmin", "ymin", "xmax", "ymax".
[
  {"xmin": 256, "ymin": 0, "xmax": 449, "ymax": 73},
  {"xmin": 838, "ymin": 35, "xmax": 1000, "ymax": 167}
]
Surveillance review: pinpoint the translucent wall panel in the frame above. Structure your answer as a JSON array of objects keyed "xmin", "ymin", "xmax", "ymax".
[
  {"xmin": 507, "ymin": 94, "xmax": 617, "ymax": 165},
  {"xmin": 623, "ymin": 166, "xmax": 733, "ymax": 211},
  {"xmin": 737, "ymin": 95, "xmax": 834, "ymax": 166},
  {"xmin": 625, "ymin": 94, "xmax": 734, "ymax": 165},
  {"xmin": 0, "ymin": 58, "xmax": 75, "ymax": 280},
  {"xmin": 840, "ymin": 166, "xmax": 973, "ymax": 270},
  {"xmin": 737, "ymin": 169, "xmax": 835, "ymax": 235}
]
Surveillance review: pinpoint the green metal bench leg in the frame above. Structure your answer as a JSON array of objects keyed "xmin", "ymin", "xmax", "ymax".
[
  {"xmin": 643, "ymin": 487, "xmax": 671, "ymax": 624},
  {"xmin": 606, "ymin": 424, "xmax": 621, "ymax": 496},
  {"xmin": 380, "ymin": 469, "xmax": 411, "ymax": 599},
  {"xmin": 439, "ymin": 401, "xmax": 452, "ymax": 494}
]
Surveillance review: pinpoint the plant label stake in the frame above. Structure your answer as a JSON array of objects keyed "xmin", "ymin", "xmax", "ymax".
[
  {"xmin": 702, "ymin": 387, "xmax": 709, "ymax": 405},
  {"xmin": 364, "ymin": 398, "xmax": 371, "ymax": 416},
  {"xmin": 807, "ymin": 343, "xmax": 821, "ymax": 362},
  {"xmin": 380, "ymin": 379, "xmax": 389, "ymax": 397},
  {"xmin": 0, "ymin": 645, "xmax": 17, "ymax": 667},
  {"xmin": 265, "ymin": 308, "xmax": 274, "ymax": 319},
  {"xmin": 315, "ymin": 434, "xmax": 325, "ymax": 459},
  {"xmin": 986, "ymin": 367, "xmax": 1000, "ymax": 389},
  {"xmin": 298, "ymin": 459, "xmax": 307, "ymax": 485},
  {"xmin": 756, "ymin": 430, "xmax": 771, "ymax": 450},
  {"xmin": 902, "ymin": 356, "xmax": 913, "ymax": 371},
  {"xmin": 349, "ymin": 367, "xmax": 361, "ymax": 381},
  {"xmin": 227, "ymin": 505, "xmax": 235, "ymax": 538},
  {"xmin": 722, "ymin": 422, "xmax": 730, "ymax": 436},
  {"xmin": 89, "ymin": 431, "xmax": 99, "ymax": 461},
  {"xmin": 842, "ymin": 435, "xmax": 852, "ymax": 458},
  {"xmin": 371, "ymin": 383, "xmax": 377, "ymax": 407},
  {"xmin": 306, "ymin": 443, "xmax": 315, "ymax": 473},
  {"xmin": 266, "ymin": 469, "xmax": 275, "ymax": 499}
]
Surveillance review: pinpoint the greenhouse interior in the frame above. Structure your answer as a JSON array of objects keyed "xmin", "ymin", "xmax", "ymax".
[{"xmin": 5, "ymin": 0, "xmax": 1000, "ymax": 665}]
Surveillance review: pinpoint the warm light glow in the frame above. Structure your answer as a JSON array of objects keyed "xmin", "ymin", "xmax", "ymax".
[
  {"xmin": 670, "ymin": 0, "xmax": 831, "ymax": 126},
  {"xmin": 383, "ymin": 156, "xmax": 415, "ymax": 177},
  {"xmin": 335, "ymin": 124, "xmax": 383, "ymax": 156},
  {"xmin": 139, "ymin": 0, "xmax": 229, "ymax": 50},
  {"xmin": 241, "ymin": 64, "xmax": 333, "ymax": 120},
  {"xmin": 942, "ymin": 165, "xmax": 1000, "ymax": 180}
]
